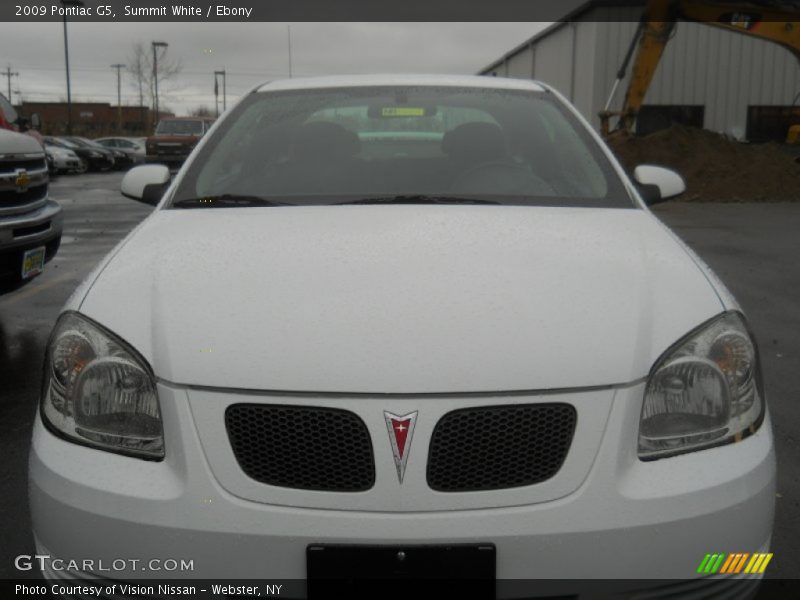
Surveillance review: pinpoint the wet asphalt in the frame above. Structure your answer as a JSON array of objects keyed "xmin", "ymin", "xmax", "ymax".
[{"xmin": 0, "ymin": 172, "xmax": 797, "ymax": 579}]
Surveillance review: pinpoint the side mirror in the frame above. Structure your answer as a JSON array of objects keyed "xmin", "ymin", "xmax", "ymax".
[
  {"xmin": 121, "ymin": 164, "xmax": 171, "ymax": 206},
  {"xmin": 30, "ymin": 113, "xmax": 41, "ymax": 129},
  {"xmin": 633, "ymin": 165, "xmax": 686, "ymax": 205}
]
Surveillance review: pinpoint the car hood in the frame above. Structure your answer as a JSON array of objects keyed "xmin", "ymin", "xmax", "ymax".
[
  {"xmin": 0, "ymin": 128, "xmax": 43, "ymax": 154},
  {"xmin": 78, "ymin": 206, "xmax": 723, "ymax": 393}
]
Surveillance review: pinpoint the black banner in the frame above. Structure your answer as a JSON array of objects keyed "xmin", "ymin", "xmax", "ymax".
[{"xmin": 2, "ymin": 0, "xmax": 799, "ymax": 23}]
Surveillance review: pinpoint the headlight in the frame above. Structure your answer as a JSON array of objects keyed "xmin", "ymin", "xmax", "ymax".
[
  {"xmin": 89, "ymin": 151, "xmax": 101, "ymax": 158},
  {"xmin": 41, "ymin": 312, "xmax": 164, "ymax": 459},
  {"xmin": 639, "ymin": 311, "xmax": 764, "ymax": 460}
]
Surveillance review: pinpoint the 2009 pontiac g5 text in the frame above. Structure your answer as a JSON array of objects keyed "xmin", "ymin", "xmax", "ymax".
[{"xmin": 29, "ymin": 75, "xmax": 775, "ymax": 597}]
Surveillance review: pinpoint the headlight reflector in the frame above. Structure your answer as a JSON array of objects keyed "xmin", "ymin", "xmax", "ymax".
[
  {"xmin": 639, "ymin": 312, "xmax": 764, "ymax": 460},
  {"xmin": 42, "ymin": 312, "xmax": 164, "ymax": 459}
]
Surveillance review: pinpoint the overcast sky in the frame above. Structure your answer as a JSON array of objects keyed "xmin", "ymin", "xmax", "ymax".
[{"xmin": 0, "ymin": 22, "xmax": 546, "ymax": 115}]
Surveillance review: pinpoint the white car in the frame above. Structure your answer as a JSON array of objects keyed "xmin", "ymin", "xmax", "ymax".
[
  {"xmin": 94, "ymin": 136, "xmax": 147, "ymax": 155},
  {"xmin": 44, "ymin": 143, "xmax": 85, "ymax": 174},
  {"xmin": 29, "ymin": 76, "xmax": 775, "ymax": 595}
]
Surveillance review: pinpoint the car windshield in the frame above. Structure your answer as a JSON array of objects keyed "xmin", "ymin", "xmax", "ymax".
[
  {"xmin": 171, "ymin": 85, "xmax": 630, "ymax": 208},
  {"xmin": 55, "ymin": 138, "xmax": 79, "ymax": 149},
  {"xmin": 72, "ymin": 137, "xmax": 105, "ymax": 148},
  {"xmin": 156, "ymin": 119, "xmax": 204, "ymax": 135}
]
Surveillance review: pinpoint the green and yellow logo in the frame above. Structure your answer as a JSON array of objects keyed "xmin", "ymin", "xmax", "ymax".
[{"xmin": 697, "ymin": 553, "xmax": 773, "ymax": 574}]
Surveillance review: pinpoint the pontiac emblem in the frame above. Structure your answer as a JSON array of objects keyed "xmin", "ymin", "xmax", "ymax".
[
  {"xmin": 15, "ymin": 169, "xmax": 31, "ymax": 193},
  {"xmin": 384, "ymin": 411, "xmax": 418, "ymax": 483}
]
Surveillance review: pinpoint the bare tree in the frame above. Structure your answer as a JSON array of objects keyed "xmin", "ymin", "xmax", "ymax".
[
  {"xmin": 126, "ymin": 41, "xmax": 182, "ymax": 128},
  {"xmin": 189, "ymin": 105, "xmax": 214, "ymax": 117}
]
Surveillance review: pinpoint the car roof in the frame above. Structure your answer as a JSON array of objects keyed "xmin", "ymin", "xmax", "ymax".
[{"xmin": 255, "ymin": 74, "xmax": 547, "ymax": 94}]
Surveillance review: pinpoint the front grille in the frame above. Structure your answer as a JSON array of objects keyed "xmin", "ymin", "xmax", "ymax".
[
  {"xmin": 0, "ymin": 183, "xmax": 47, "ymax": 208},
  {"xmin": 0, "ymin": 157, "xmax": 46, "ymax": 171},
  {"xmin": 225, "ymin": 404, "xmax": 375, "ymax": 492},
  {"xmin": 427, "ymin": 404, "xmax": 577, "ymax": 492}
]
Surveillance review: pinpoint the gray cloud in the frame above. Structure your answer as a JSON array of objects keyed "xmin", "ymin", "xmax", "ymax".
[{"xmin": 1, "ymin": 22, "xmax": 545, "ymax": 115}]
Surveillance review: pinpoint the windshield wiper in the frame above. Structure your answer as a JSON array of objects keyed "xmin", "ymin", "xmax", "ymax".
[
  {"xmin": 172, "ymin": 195, "xmax": 292, "ymax": 208},
  {"xmin": 335, "ymin": 195, "xmax": 501, "ymax": 206}
]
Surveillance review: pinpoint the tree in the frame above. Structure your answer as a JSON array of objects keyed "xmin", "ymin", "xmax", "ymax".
[
  {"xmin": 189, "ymin": 105, "xmax": 214, "ymax": 117},
  {"xmin": 127, "ymin": 41, "xmax": 182, "ymax": 127}
]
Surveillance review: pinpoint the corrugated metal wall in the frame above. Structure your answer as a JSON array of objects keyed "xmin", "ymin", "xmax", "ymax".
[
  {"xmin": 483, "ymin": 6, "xmax": 800, "ymax": 138},
  {"xmin": 486, "ymin": 22, "xmax": 598, "ymax": 121}
]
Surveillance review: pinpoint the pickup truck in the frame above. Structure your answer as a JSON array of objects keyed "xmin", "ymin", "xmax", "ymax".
[
  {"xmin": 145, "ymin": 116, "xmax": 214, "ymax": 166},
  {"xmin": 0, "ymin": 102, "xmax": 62, "ymax": 287}
]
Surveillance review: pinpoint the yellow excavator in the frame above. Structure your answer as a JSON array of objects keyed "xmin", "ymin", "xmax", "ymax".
[{"xmin": 599, "ymin": 0, "xmax": 800, "ymax": 142}]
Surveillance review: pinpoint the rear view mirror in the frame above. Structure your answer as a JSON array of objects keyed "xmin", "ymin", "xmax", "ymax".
[
  {"xmin": 121, "ymin": 165, "xmax": 171, "ymax": 206},
  {"xmin": 633, "ymin": 165, "xmax": 686, "ymax": 205}
]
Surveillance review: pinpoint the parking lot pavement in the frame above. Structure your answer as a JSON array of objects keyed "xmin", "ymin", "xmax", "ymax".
[{"xmin": 0, "ymin": 184, "xmax": 797, "ymax": 579}]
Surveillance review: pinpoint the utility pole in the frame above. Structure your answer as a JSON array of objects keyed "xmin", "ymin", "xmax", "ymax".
[
  {"xmin": 151, "ymin": 41, "xmax": 168, "ymax": 130},
  {"xmin": 111, "ymin": 63, "xmax": 125, "ymax": 133},
  {"xmin": 287, "ymin": 25, "xmax": 293, "ymax": 78},
  {"xmin": 1, "ymin": 66, "xmax": 18, "ymax": 101},
  {"xmin": 60, "ymin": 0, "xmax": 84, "ymax": 135},
  {"xmin": 214, "ymin": 69, "xmax": 226, "ymax": 113},
  {"xmin": 214, "ymin": 72, "xmax": 219, "ymax": 117}
]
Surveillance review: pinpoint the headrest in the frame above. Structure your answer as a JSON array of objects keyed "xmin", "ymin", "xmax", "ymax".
[
  {"xmin": 291, "ymin": 121, "xmax": 361, "ymax": 160},
  {"xmin": 442, "ymin": 122, "xmax": 507, "ymax": 164}
]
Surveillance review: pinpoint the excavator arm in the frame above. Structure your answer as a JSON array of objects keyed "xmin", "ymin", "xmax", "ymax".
[{"xmin": 599, "ymin": 0, "xmax": 800, "ymax": 137}]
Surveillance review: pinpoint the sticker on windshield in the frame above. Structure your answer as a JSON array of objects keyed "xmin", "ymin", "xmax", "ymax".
[{"xmin": 380, "ymin": 107, "xmax": 426, "ymax": 117}]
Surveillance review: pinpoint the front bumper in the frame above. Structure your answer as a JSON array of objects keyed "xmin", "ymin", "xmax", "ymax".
[
  {"xmin": 53, "ymin": 156, "xmax": 83, "ymax": 171},
  {"xmin": 145, "ymin": 153, "xmax": 189, "ymax": 164},
  {"xmin": 29, "ymin": 380, "xmax": 776, "ymax": 594},
  {"xmin": 0, "ymin": 200, "xmax": 62, "ymax": 278}
]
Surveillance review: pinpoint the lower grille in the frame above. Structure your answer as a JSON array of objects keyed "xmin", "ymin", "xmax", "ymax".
[
  {"xmin": 427, "ymin": 404, "xmax": 577, "ymax": 492},
  {"xmin": 225, "ymin": 404, "xmax": 375, "ymax": 492},
  {"xmin": 0, "ymin": 236, "xmax": 60, "ymax": 278}
]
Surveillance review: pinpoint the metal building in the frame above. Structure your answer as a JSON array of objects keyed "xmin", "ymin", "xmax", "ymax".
[{"xmin": 479, "ymin": 2, "xmax": 800, "ymax": 141}]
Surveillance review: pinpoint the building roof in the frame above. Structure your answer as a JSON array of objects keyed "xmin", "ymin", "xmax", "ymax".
[{"xmin": 477, "ymin": 0, "xmax": 647, "ymax": 74}]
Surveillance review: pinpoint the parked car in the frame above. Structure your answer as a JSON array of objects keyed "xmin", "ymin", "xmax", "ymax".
[
  {"xmin": 44, "ymin": 142, "xmax": 85, "ymax": 174},
  {"xmin": 63, "ymin": 136, "xmax": 135, "ymax": 170},
  {"xmin": 0, "ymin": 128, "xmax": 62, "ymax": 287},
  {"xmin": 46, "ymin": 136, "xmax": 114, "ymax": 172},
  {"xmin": 94, "ymin": 136, "xmax": 146, "ymax": 156},
  {"xmin": 145, "ymin": 116, "xmax": 214, "ymax": 165},
  {"xmin": 30, "ymin": 76, "xmax": 774, "ymax": 593}
]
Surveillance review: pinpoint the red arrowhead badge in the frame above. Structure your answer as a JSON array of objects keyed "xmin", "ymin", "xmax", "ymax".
[{"xmin": 384, "ymin": 411, "xmax": 418, "ymax": 483}]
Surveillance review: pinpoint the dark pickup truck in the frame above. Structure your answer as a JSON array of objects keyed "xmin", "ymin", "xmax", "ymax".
[{"xmin": 0, "ymin": 128, "xmax": 62, "ymax": 286}]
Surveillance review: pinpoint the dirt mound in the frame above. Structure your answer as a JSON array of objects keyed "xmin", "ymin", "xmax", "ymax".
[{"xmin": 607, "ymin": 125, "xmax": 800, "ymax": 202}]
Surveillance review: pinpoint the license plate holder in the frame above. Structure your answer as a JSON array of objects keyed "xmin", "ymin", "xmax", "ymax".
[
  {"xmin": 307, "ymin": 544, "xmax": 495, "ymax": 599},
  {"xmin": 21, "ymin": 246, "xmax": 46, "ymax": 279}
]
